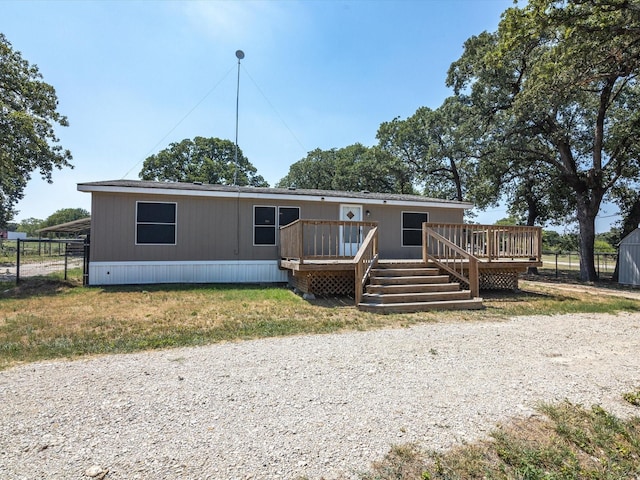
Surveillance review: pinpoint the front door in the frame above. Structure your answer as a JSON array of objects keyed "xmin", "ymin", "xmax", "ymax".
[{"xmin": 339, "ymin": 204, "xmax": 363, "ymax": 256}]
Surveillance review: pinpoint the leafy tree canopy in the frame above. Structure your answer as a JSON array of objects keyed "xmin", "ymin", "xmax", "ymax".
[
  {"xmin": 15, "ymin": 217, "xmax": 42, "ymax": 237},
  {"xmin": 0, "ymin": 33, "xmax": 73, "ymax": 228},
  {"xmin": 447, "ymin": 0, "xmax": 640, "ymax": 281},
  {"xmin": 40, "ymin": 207, "xmax": 89, "ymax": 229},
  {"xmin": 276, "ymin": 144, "xmax": 416, "ymax": 194},
  {"xmin": 139, "ymin": 136, "xmax": 268, "ymax": 187},
  {"xmin": 377, "ymin": 97, "xmax": 486, "ymax": 203},
  {"xmin": 494, "ymin": 216, "xmax": 520, "ymax": 226}
]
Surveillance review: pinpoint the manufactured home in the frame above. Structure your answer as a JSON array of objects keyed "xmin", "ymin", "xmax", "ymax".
[{"xmin": 78, "ymin": 180, "xmax": 542, "ymax": 312}]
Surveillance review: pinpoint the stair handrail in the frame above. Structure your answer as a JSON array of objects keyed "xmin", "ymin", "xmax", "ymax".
[
  {"xmin": 353, "ymin": 226, "xmax": 379, "ymax": 305},
  {"xmin": 422, "ymin": 225, "xmax": 479, "ymax": 298}
]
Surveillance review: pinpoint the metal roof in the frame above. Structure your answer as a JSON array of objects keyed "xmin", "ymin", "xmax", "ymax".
[
  {"xmin": 620, "ymin": 228, "xmax": 640, "ymax": 245},
  {"xmin": 37, "ymin": 217, "xmax": 91, "ymax": 235}
]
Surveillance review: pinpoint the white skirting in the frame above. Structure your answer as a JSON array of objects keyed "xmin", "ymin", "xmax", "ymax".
[{"xmin": 88, "ymin": 260, "xmax": 288, "ymax": 285}]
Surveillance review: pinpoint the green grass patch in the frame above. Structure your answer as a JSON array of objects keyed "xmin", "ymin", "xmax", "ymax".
[
  {"xmin": 624, "ymin": 389, "xmax": 640, "ymax": 407},
  {"xmin": 484, "ymin": 289, "xmax": 640, "ymax": 317},
  {"xmin": 361, "ymin": 401, "xmax": 640, "ymax": 480}
]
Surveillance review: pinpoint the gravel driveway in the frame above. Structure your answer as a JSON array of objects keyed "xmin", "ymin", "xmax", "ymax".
[{"xmin": 1, "ymin": 312, "xmax": 640, "ymax": 479}]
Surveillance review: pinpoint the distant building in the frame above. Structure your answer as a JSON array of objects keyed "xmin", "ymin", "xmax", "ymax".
[
  {"xmin": 619, "ymin": 228, "xmax": 640, "ymax": 287},
  {"xmin": 0, "ymin": 231, "xmax": 27, "ymax": 240}
]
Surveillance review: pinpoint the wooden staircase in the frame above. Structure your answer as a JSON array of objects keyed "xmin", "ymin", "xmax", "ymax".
[{"xmin": 357, "ymin": 262, "xmax": 483, "ymax": 313}]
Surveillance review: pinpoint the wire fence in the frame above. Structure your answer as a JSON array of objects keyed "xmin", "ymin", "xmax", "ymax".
[
  {"xmin": 0, "ymin": 238, "xmax": 88, "ymax": 284},
  {"xmin": 540, "ymin": 251, "xmax": 617, "ymax": 279}
]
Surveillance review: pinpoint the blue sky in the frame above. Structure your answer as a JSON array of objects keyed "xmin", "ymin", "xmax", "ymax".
[{"xmin": 1, "ymin": 0, "xmax": 619, "ymax": 231}]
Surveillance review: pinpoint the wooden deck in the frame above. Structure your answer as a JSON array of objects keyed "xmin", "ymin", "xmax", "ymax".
[
  {"xmin": 279, "ymin": 220, "xmax": 543, "ymax": 309},
  {"xmin": 281, "ymin": 257, "xmax": 541, "ymax": 272}
]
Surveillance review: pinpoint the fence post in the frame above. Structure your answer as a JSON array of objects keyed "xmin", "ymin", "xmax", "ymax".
[
  {"xmin": 16, "ymin": 238, "xmax": 21, "ymax": 283},
  {"xmin": 83, "ymin": 235, "xmax": 90, "ymax": 286},
  {"xmin": 64, "ymin": 242, "xmax": 69, "ymax": 281},
  {"xmin": 555, "ymin": 252, "xmax": 559, "ymax": 278}
]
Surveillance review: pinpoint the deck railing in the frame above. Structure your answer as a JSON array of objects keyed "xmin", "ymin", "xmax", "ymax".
[
  {"xmin": 423, "ymin": 223, "xmax": 542, "ymax": 262},
  {"xmin": 280, "ymin": 219, "xmax": 378, "ymax": 264},
  {"xmin": 423, "ymin": 226, "xmax": 479, "ymax": 298},
  {"xmin": 353, "ymin": 227, "xmax": 379, "ymax": 305}
]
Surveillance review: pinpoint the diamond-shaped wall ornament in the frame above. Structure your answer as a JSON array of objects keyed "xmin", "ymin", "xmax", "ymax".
[{"xmin": 346, "ymin": 210, "xmax": 355, "ymax": 220}]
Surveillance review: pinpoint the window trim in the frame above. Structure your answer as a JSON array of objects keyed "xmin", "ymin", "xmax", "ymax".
[
  {"xmin": 253, "ymin": 205, "xmax": 301, "ymax": 246},
  {"xmin": 401, "ymin": 211, "xmax": 429, "ymax": 247},
  {"xmin": 135, "ymin": 201, "xmax": 177, "ymax": 246}
]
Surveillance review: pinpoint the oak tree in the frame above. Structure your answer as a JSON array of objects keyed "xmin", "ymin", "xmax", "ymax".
[
  {"xmin": 377, "ymin": 97, "xmax": 482, "ymax": 203},
  {"xmin": 276, "ymin": 144, "xmax": 415, "ymax": 194},
  {"xmin": 139, "ymin": 136, "xmax": 268, "ymax": 187},
  {"xmin": 448, "ymin": 0, "xmax": 640, "ymax": 281},
  {"xmin": 0, "ymin": 33, "xmax": 73, "ymax": 227}
]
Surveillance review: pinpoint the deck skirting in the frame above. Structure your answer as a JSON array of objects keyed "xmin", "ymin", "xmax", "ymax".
[
  {"xmin": 480, "ymin": 269, "xmax": 521, "ymax": 290},
  {"xmin": 448, "ymin": 265, "xmax": 529, "ymax": 291},
  {"xmin": 289, "ymin": 270, "xmax": 355, "ymax": 296}
]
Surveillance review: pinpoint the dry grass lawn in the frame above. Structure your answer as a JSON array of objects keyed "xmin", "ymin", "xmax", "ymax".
[{"xmin": 1, "ymin": 274, "xmax": 639, "ymax": 370}]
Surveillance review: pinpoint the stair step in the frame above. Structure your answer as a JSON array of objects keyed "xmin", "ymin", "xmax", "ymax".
[
  {"xmin": 377, "ymin": 261, "xmax": 433, "ymax": 269},
  {"xmin": 371, "ymin": 268, "xmax": 441, "ymax": 277},
  {"xmin": 366, "ymin": 282, "xmax": 461, "ymax": 294},
  {"xmin": 362, "ymin": 290, "xmax": 471, "ymax": 304},
  {"xmin": 369, "ymin": 275, "xmax": 450, "ymax": 285},
  {"xmin": 357, "ymin": 298, "xmax": 484, "ymax": 314}
]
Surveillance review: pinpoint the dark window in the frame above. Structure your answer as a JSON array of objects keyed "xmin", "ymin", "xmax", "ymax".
[
  {"xmin": 402, "ymin": 229, "xmax": 423, "ymax": 247},
  {"xmin": 254, "ymin": 206, "xmax": 276, "ymax": 245},
  {"xmin": 279, "ymin": 207, "xmax": 300, "ymax": 227},
  {"xmin": 254, "ymin": 206, "xmax": 300, "ymax": 245},
  {"xmin": 136, "ymin": 202, "xmax": 176, "ymax": 245},
  {"xmin": 137, "ymin": 202, "xmax": 176, "ymax": 224},
  {"xmin": 137, "ymin": 224, "xmax": 176, "ymax": 244},
  {"xmin": 255, "ymin": 206, "xmax": 276, "ymax": 226},
  {"xmin": 402, "ymin": 212, "xmax": 428, "ymax": 247},
  {"xmin": 255, "ymin": 226, "xmax": 276, "ymax": 245}
]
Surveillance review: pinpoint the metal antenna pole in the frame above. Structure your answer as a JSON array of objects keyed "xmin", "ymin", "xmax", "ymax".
[{"xmin": 233, "ymin": 50, "xmax": 244, "ymax": 186}]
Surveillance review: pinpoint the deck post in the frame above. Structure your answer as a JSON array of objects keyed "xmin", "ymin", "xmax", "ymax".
[
  {"xmin": 487, "ymin": 226, "xmax": 494, "ymax": 262},
  {"xmin": 422, "ymin": 223, "xmax": 428, "ymax": 263},
  {"xmin": 298, "ymin": 222, "xmax": 304, "ymax": 265},
  {"xmin": 468, "ymin": 257, "xmax": 479, "ymax": 298},
  {"xmin": 537, "ymin": 228, "xmax": 543, "ymax": 261}
]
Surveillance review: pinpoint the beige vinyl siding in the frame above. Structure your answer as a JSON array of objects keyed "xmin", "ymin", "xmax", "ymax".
[
  {"xmin": 89, "ymin": 191, "xmax": 464, "ymax": 263},
  {"xmin": 365, "ymin": 204, "xmax": 462, "ymax": 259}
]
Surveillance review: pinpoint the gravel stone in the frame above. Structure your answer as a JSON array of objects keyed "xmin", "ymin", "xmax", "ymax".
[
  {"xmin": 85, "ymin": 465, "xmax": 104, "ymax": 477},
  {"xmin": 1, "ymin": 312, "xmax": 640, "ymax": 479}
]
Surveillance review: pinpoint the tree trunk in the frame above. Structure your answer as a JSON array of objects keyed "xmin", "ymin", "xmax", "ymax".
[
  {"xmin": 449, "ymin": 159, "xmax": 464, "ymax": 202},
  {"xmin": 576, "ymin": 200, "xmax": 598, "ymax": 282}
]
